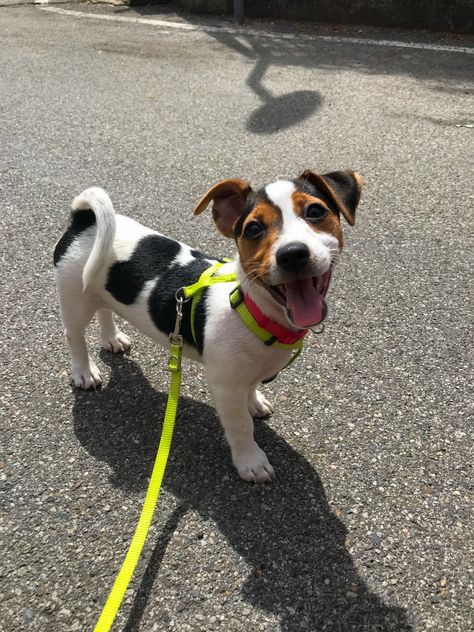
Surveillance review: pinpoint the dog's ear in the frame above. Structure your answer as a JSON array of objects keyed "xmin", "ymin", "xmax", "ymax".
[
  {"xmin": 193, "ymin": 179, "xmax": 253, "ymax": 237},
  {"xmin": 300, "ymin": 170, "xmax": 362, "ymax": 226}
]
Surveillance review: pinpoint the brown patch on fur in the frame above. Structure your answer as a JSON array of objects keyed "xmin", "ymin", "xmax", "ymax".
[
  {"xmin": 237, "ymin": 202, "xmax": 282, "ymax": 282},
  {"xmin": 193, "ymin": 178, "xmax": 252, "ymax": 238},
  {"xmin": 292, "ymin": 192, "xmax": 344, "ymax": 248}
]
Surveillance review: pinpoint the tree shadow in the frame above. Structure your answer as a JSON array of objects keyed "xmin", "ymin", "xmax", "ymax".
[
  {"xmin": 73, "ymin": 352, "xmax": 413, "ymax": 631},
  {"xmin": 212, "ymin": 34, "xmax": 323, "ymax": 134}
]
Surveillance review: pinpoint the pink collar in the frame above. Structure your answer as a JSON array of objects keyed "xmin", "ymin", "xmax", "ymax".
[{"xmin": 243, "ymin": 292, "xmax": 308, "ymax": 345}]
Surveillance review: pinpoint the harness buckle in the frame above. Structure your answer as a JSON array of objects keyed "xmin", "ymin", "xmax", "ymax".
[
  {"xmin": 168, "ymin": 292, "xmax": 185, "ymax": 371},
  {"xmin": 172, "ymin": 291, "xmax": 187, "ymax": 338}
]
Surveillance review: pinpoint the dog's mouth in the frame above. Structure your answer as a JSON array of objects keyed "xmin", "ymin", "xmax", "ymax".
[{"xmin": 269, "ymin": 270, "xmax": 331, "ymax": 328}]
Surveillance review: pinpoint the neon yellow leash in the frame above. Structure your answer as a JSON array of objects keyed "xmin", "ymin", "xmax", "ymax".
[
  {"xmin": 93, "ymin": 260, "xmax": 306, "ymax": 631},
  {"xmin": 94, "ymin": 308, "xmax": 185, "ymax": 631},
  {"xmin": 93, "ymin": 262, "xmax": 233, "ymax": 631}
]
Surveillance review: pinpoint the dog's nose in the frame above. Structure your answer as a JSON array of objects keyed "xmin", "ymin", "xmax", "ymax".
[{"xmin": 276, "ymin": 242, "xmax": 310, "ymax": 272}]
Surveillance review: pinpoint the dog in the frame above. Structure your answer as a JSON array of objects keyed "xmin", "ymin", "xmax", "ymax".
[{"xmin": 54, "ymin": 170, "xmax": 361, "ymax": 482}]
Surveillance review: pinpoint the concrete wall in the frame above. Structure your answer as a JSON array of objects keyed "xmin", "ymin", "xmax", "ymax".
[{"xmin": 176, "ymin": 0, "xmax": 474, "ymax": 34}]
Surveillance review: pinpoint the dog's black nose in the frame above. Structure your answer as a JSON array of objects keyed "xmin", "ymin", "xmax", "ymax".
[{"xmin": 276, "ymin": 242, "xmax": 310, "ymax": 272}]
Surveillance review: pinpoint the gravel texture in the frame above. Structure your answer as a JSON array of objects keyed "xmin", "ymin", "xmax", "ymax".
[{"xmin": 1, "ymin": 5, "xmax": 473, "ymax": 631}]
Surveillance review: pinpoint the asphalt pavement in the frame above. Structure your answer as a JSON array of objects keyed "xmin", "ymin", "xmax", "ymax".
[{"xmin": 1, "ymin": 4, "xmax": 473, "ymax": 631}]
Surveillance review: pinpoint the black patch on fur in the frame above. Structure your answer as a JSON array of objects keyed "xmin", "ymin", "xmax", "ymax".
[
  {"xmin": 294, "ymin": 176, "xmax": 342, "ymax": 219},
  {"xmin": 190, "ymin": 249, "xmax": 207, "ymax": 259},
  {"xmin": 53, "ymin": 209, "xmax": 96, "ymax": 266},
  {"xmin": 294, "ymin": 177, "xmax": 319, "ymax": 198},
  {"xmin": 148, "ymin": 258, "xmax": 212, "ymax": 352},
  {"xmin": 295, "ymin": 174, "xmax": 358, "ymax": 220},
  {"xmin": 106, "ymin": 235, "xmax": 181, "ymax": 305},
  {"xmin": 322, "ymin": 171, "xmax": 360, "ymax": 217}
]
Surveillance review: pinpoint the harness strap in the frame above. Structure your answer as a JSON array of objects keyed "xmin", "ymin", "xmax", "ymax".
[
  {"xmin": 94, "ymin": 340, "xmax": 183, "ymax": 632},
  {"xmin": 183, "ymin": 260, "xmax": 236, "ymax": 345},
  {"xmin": 229, "ymin": 286, "xmax": 304, "ymax": 351},
  {"xmin": 185, "ymin": 262, "xmax": 305, "ymax": 375}
]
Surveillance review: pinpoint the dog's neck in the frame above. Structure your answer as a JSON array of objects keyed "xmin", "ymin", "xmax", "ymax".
[{"xmin": 235, "ymin": 259, "xmax": 303, "ymax": 333}]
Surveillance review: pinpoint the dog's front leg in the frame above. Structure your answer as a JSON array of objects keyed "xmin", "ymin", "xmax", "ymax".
[{"xmin": 208, "ymin": 378, "xmax": 275, "ymax": 483}]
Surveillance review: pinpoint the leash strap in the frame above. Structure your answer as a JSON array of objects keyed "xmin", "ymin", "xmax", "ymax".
[
  {"xmin": 94, "ymin": 264, "xmax": 235, "ymax": 631},
  {"xmin": 93, "ymin": 339, "xmax": 184, "ymax": 632}
]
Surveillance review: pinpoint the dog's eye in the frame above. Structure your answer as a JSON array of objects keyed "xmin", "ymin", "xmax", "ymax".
[
  {"xmin": 243, "ymin": 220, "xmax": 264, "ymax": 240},
  {"xmin": 305, "ymin": 204, "xmax": 328, "ymax": 222}
]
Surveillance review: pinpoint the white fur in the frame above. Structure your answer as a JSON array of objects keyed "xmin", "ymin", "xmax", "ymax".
[{"xmin": 73, "ymin": 188, "xmax": 117, "ymax": 291}]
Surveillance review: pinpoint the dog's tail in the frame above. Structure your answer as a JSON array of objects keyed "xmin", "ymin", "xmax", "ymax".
[{"xmin": 72, "ymin": 187, "xmax": 116, "ymax": 291}]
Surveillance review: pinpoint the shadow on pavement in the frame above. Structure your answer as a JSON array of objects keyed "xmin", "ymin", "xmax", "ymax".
[
  {"xmin": 73, "ymin": 352, "xmax": 413, "ymax": 631},
  {"xmin": 212, "ymin": 35, "xmax": 323, "ymax": 135},
  {"xmin": 108, "ymin": 5, "xmax": 473, "ymax": 137}
]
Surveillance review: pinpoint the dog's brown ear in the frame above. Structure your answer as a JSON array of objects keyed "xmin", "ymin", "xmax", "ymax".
[
  {"xmin": 300, "ymin": 170, "xmax": 362, "ymax": 226},
  {"xmin": 193, "ymin": 178, "xmax": 253, "ymax": 237}
]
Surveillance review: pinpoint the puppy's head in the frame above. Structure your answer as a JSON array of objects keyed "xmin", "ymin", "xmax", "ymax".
[{"xmin": 194, "ymin": 170, "xmax": 362, "ymax": 328}]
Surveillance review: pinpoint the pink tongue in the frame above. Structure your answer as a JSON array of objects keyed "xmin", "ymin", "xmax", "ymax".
[{"xmin": 284, "ymin": 277, "xmax": 324, "ymax": 328}]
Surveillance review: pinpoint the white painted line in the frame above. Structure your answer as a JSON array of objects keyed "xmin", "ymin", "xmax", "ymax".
[{"xmin": 40, "ymin": 6, "xmax": 474, "ymax": 55}]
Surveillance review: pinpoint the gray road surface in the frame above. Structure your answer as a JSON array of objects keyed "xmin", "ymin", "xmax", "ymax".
[{"xmin": 1, "ymin": 4, "xmax": 473, "ymax": 631}]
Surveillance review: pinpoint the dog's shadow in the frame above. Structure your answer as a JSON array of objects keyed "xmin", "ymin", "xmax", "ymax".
[{"xmin": 73, "ymin": 352, "xmax": 412, "ymax": 631}]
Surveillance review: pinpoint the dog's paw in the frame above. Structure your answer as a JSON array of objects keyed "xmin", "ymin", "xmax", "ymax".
[
  {"xmin": 71, "ymin": 361, "xmax": 102, "ymax": 390},
  {"xmin": 101, "ymin": 331, "xmax": 131, "ymax": 353},
  {"xmin": 233, "ymin": 443, "xmax": 275, "ymax": 483},
  {"xmin": 248, "ymin": 389, "xmax": 274, "ymax": 419}
]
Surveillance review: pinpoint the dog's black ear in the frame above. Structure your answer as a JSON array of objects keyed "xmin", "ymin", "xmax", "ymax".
[
  {"xmin": 194, "ymin": 179, "xmax": 253, "ymax": 237},
  {"xmin": 300, "ymin": 170, "xmax": 362, "ymax": 226}
]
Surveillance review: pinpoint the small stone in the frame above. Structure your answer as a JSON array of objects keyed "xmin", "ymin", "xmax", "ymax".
[
  {"xmin": 23, "ymin": 609, "xmax": 34, "ymax": 622},
  {"xmin": 369, "ymin": 533, "xmax": 382, "ymax": 546}
]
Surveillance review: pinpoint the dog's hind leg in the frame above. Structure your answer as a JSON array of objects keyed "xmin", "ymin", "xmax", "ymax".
[
  {"xmin": 97, "ymin": 308, "xmax": 131, "ymax": 353},
  {"xmin": 59, "ymin": 298, "xmax": 102, "ymax": 390}
]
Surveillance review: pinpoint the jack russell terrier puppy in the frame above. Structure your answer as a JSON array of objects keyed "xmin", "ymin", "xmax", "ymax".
[{"xmin": 54, "ymin": 171, "xmax": 362, "ymax": 482}]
